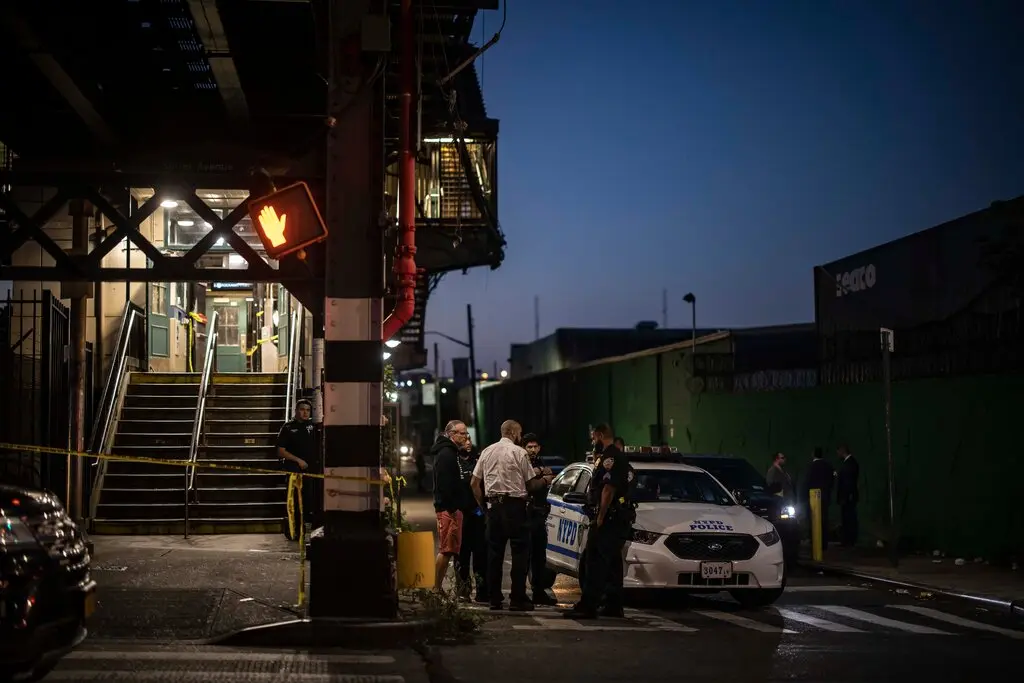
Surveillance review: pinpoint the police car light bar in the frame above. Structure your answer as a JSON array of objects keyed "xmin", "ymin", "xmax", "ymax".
[{"xmin": 623, "ymin": 446, "xmax": 679, "ymax": 454}]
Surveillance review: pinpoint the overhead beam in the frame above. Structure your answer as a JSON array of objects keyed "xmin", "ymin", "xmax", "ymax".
[
  {"xmin": 187, "ymin": 0, "xmax": 249, "ymax": 121},
  {"xmin": 0, "ymin": 10, "xmax": 115, "ymax": 146}
]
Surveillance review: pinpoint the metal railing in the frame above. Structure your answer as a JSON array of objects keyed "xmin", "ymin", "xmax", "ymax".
[
  {"xmin": 184, "ymin": 310, "xmax": 218, "ymax": 538},
  {"xmin": 284, "ymin": 303, "xmax": 303, "ymax": 420},
  {"xmin": 87, "ymin": 302, "xmax": 145, "ymax": 521}
]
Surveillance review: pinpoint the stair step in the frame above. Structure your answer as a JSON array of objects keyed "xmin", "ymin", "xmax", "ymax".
[
  {"xmin": 126, "ymin": 383, "xmax": 201, "ymax": 397},
  {"xmin": 122, "ymin": 394, "xmax": 202, "ymax": 408},
  {"xmin": 91, "ymin": 519, "xmax": 285, "ymax": 535},
  {"xmin": 103, "ymin": 472, "xmax": 282, "ymax": 487},
  {"xmin": 96, "ymin": 501, "xmax": 285, "ymax": 520},
  {"xmin": 205, "ymin": 419, "xmax": 285, "ymax": 434},
  {"xmin": 204, "ymin": 396, "xmax": 288, "ymax": 409}
]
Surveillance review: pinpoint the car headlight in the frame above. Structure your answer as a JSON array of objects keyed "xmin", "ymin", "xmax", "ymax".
[
  {"xmin": 631, "ymin": 528, "xmax": 662, "ymax": 545},
  {"xmin": 0, "ymin": 517, "xmax": 39, "ymax": 549},
  {"xmin": 757, "ymin": 529, "xmax": 780, "ymax": 546},
  {"xmin": 779, "ymin": 505, "xmax": 797, "ymax": 520}
]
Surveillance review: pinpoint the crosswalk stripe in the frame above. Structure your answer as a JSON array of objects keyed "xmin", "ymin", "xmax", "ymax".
[
  {"xmin": 889, "ymin": 605, "xmax": 1024, "ymax": 639},
  {"xmin": 512, "ymin": 616, "xmax": 664, "ymax": 632},
  {"xmin": 784, "ymin": 585, "xmax": 867, "ymax": 593},
  {"xmin": 48, "ymin": 674, "xmax": 405, "ymax": 682},
  {"xmin": 625, "ymin": 608, "xmax": 698, "ymax": 632},
  {"xmin": 778, "ymin": 608, "xmax": 865, "ymax": 632},
  {"xmin": 814, "ymin": 605, "xmax": 951, "ymax": 635},
  {"xmin": 692, "ymin": 610, "xmax": 797, "ymax": 634},
  {"xmin": 65, "ymin": 651, "xmax": 396, "ymax": 664}
]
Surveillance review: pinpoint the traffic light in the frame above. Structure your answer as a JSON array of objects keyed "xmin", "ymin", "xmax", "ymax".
[{"xmin": 247, "ymin": 181, "xmax": 328, "ymax": 259}]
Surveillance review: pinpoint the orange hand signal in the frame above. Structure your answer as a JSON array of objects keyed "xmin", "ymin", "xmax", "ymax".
[{"xmin": 257, "ymin": 206, "xmax": 287, "ymax": 247}]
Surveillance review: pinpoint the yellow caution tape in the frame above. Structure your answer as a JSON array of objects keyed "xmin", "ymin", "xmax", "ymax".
[
  {"xmin": 246, "ymin": 335, "xmax": 279, "ymax": 358},
  {"xmin": 0, "ymin": 442, "xmax": 389, "ymax": 485},
  {"xmin": 0, "ymin": 441, "xmax": 409, "ymax": 611}
]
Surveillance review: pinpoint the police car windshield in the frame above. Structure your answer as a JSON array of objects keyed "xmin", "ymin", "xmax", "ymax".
[
  {"xmin": 680, "ymin": 458, "xmax": 766, "ymax": 493},
  {"xmin": 633, "ymin": 469, "xmax": 736, "ymax": 506}
]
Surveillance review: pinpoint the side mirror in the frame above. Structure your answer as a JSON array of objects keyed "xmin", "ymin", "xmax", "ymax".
[
  {"xmin": 733, "ymin": 490, "xmax": 748, "ymax": 505},
  {"xmin": 562, "ymin": 491, "xmax": 588, "ymax": 505}
]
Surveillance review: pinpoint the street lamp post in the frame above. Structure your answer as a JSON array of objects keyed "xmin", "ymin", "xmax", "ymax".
[
  {"xmin": 683, "ymin": 292, "xmax": 696, "ymax": 373},
  {"xmin": 424, "ymin": 303, "xmax": 479, "ymax": 441}
]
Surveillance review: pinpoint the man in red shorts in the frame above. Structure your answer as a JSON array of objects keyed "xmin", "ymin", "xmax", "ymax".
[{"xmin": 430, "ymin": 419, "xmax": 471, "ymax": 592}]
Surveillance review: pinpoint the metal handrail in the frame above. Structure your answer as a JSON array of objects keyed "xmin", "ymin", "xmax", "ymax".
[
  {"xmin": 184, "ymin": 310, "xmax": 218, "ymax": 537},
  {"xmin": 284, "ymin": 303, "xmax": 303, "ymax": 420},
  {"xmin": 87, "ymin": 302, "xmax": 145, "ymax": 522},
  {"xmin": 87, "ymin": 302, "xmax": 144, "ymax": 454}
]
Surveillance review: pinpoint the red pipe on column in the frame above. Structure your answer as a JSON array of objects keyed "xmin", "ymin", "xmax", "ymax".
[{"xmin": 382, "ymin": 0, "xmax": 418, "ymax": 342}]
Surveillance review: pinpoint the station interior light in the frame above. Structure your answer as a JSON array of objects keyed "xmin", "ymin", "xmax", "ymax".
[
  {"xmin": 160, "ymin": 199, "xmax": 179, "ymax": 209},
  {"xmin": 399, "ymin": 445, "xmax": 410, "ymax": 455},
  {"xmin": 385, "ymin": 339, "xmax": 401, "ymax": 349}
]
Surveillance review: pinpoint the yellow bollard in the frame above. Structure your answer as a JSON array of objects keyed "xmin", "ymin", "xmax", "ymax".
[
  {"xmin": 396, "ymin": 531, "xmax": 435, "ymax": 589},
  {"xmin": 809, "ymin": 488, "xmax": 823, "ymax": 562}
]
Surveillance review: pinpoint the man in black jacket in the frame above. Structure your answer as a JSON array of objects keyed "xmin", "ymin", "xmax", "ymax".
[
  {"xmin": 803, "ymin": 447, "xmax": 835, "ymax": 546},
  {"xmin": 431, "ymin": 420, "xmax": 471, "ymax": 592},
  {"xmin": 456, "ymin": 434, "xmax": 487, "ymax": 602},
  {"xmin": 836, "ymin": 445, "xmax": 860, "ymax": 547},
  {"xmin": 523, "ymin": 433, "xmax": 557, "ymax": 605}
]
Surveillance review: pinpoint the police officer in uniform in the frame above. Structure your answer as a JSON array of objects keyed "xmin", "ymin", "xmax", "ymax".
[
  {"xmin": 523, "ymin": 433, "xmax": 557, "ymax": 605},
  {"xmin": 276, "ymin": 399, "xmax": 317, "ymax": 541},
  {"xmin": 563, "ymin": 423, "xmax": 634, "ymax": 619}
]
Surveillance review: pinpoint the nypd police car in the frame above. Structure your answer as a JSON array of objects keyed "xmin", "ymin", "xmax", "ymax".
[{"xmin": 543, "ymin": 453, "xmax": 786, "ymax": 607}]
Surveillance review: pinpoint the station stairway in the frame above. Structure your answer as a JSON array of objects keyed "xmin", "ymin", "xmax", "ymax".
[{"xmin": 91, "ymin": 372, "xmax": 289, "ymax": 535}]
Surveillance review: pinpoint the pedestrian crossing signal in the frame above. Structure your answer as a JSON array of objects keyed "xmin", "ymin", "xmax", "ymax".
[{"xmin": 247, "ymin": 182, "xmax": 328, "ymax": 259}]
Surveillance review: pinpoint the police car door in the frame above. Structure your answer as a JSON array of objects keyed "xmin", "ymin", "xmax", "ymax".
[
  {"xmin": 565, "ymin": 467, "xmax": 593, "ymax": 576},
  {"xmin": 546, "ymin": 465, "xmax": 584, "ymax": 572}
]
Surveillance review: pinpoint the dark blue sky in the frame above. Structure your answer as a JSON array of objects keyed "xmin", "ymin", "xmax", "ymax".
[{"xmin": 428, "ymin": 0, "xmax": 1024, "ymax": 375}]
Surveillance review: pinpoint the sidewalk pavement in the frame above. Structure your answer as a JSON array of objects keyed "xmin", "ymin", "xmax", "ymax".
[
  {"xmin": 801, "ymin": 544, "xmax": 1024, "ymax": 617},
  {"xmin": 87, "ymin": 534, "xmax": 309, "ymax": 641}
]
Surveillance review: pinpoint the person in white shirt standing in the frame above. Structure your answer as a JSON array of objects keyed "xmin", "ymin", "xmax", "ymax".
[{"xmin": 471, "ymin": 419, "xmax": 553, "ymax": 611}]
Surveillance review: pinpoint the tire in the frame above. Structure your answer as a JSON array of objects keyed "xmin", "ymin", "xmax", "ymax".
[
  {"xmin": 730, "ymin": 573, "xmax": 787, "ymax": 608},
  {"xmin": 730, "ymin": 586, "xmax": 785, "ymax": 608}
]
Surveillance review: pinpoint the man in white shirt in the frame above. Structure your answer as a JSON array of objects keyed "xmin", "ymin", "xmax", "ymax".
[{"xmin": 471, "ymin": 419, "xmax": 553, "ymax": 611}]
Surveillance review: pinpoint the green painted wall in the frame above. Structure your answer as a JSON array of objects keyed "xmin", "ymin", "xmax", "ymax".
[{"xmin": 682, "ymin": 374, "xmax": 1024, "ymax": 559}]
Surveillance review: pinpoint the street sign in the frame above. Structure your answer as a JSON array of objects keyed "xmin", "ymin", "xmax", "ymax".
[
  {"xmin": 879, "ymin": 327, "xmax": 895, "ymax": 352},
  {"xmin": 247, "ymin": 182, "xmax": 327, "ymax": 259}
]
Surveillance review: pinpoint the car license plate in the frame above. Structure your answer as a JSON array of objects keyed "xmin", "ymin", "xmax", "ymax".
[
  {"xmin": 700, "ymin": 561, "xmax": 733, "ymax": 580},
  {"xmin": 84, "ymin": 591, "xmax": 97, "ymax": 619}
]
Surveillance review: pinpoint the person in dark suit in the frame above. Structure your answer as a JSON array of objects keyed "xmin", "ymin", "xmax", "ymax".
[
  {"xmin": 803, "ymin": 447, "xmax": 835, "ymax": 546},
  {"xmin": 836, "ymin": 445, "xmax": 860, "ymax": 547}
]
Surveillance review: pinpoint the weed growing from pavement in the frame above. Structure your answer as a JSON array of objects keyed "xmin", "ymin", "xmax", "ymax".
[{"xmin": 402, "ymin": 578, "xmax": 483, "ymax": 644}]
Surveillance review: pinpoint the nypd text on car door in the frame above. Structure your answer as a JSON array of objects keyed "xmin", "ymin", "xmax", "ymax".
[{"xmin": 545, "ymin": 466, "xmax": 584, "ymax": 572}]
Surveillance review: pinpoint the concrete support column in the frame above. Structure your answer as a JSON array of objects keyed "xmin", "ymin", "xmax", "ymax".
[
  {"xmin": 66, "ymin": 199, "xmax": 92, "ymax": 521},
  {"xmin": 308, "ymin": 0, "xmax": 395, "ymax": 618}
]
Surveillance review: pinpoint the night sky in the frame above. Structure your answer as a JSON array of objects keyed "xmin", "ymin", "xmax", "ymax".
[{"xmin": 427, "ymin": 0, "xmax": 1024, "ymax": 375}]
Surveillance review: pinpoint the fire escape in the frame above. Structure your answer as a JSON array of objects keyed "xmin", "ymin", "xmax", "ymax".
[{"xmin": 383, "ymin": 4, "xmax": 504, "ymax": 370}]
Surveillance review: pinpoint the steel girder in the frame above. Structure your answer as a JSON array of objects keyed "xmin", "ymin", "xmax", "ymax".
[{"xmin": 0, "ymin": 170, "xmax": 312, "ymax": 283}]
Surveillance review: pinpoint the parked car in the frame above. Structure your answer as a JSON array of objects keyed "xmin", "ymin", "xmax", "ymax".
[
  {"xmin": 676, "ymin": 454, "xmax": 800, "ymax": 566},
  {"xmin": 1, "ymin": 484, "xmax": 96, "ymax": 683}
]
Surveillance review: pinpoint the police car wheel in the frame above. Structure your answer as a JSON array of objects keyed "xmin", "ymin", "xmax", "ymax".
[{"xmin": 730, "ymin": 575, "xmax": 786, "ymax": 608}]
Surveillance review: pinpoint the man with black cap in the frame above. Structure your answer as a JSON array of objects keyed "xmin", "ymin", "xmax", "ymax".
[{"xmin": 276, "ymin": 399, "xmax": 318, "ymax": 541}]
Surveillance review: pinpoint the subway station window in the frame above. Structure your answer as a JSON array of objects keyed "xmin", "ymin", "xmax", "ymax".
[
  {"xmin": 216, "ymin": 305, "xmax": 240, "ymax": 347},
  {"xmin": 151, "ymin": 282, "xmax": 168, "ymax": 316},
  {"xmin": 171, "ymin": 282, "xmax": 187, "ymax": 311}
]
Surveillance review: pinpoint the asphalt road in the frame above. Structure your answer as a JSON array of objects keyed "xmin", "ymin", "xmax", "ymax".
[{"xmin": 401, "ymin": 494, "xmax": 1024, "ymax": 682}]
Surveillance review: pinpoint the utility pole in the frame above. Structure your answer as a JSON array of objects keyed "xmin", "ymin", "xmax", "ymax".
[
  {"xmin": 467, "ymin": 304, "xmax": 479, "ymax": 441},
  {"xmin": 881, "ymin": 327, "xmax": 898, "ymax": 568},
  {"xmin": 311, "ymin": 0, "xmax": 394, "ymax": 618},
  {"xmin": 534, "ymin": 295, "xmax": 539, "ymax": 340},
  {"xmin": 662, "ymin": 288, "xmax": 667, "ymax": 329},
  {"xmin": 683, "ymin": 292, "xmax": 696, "ymax": 374},
  {"xmin": 434, "ymin": 342, "xmax": 441, "ymax": 438}
]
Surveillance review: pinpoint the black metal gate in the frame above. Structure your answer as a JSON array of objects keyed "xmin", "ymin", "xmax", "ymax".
[{"xmin": 0, "ymin": 289, "xmax": 94, "ymax": 502}]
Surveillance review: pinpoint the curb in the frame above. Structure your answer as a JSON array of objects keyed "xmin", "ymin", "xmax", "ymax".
[
  {"xmin": 801, "ymin": 559, "xmax": 1024, "ymax": 621},
  {"xmin": 209, "ymin": 616, "xmax": 439, "ymax": 649}
]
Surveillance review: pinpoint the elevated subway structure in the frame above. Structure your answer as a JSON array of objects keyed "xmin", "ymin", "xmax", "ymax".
[{"xmin": 1, "ymin": 0, "xmax": 504, "ymax": 617}]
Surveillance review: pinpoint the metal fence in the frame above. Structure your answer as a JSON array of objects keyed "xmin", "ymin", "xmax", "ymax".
[{"xmin": 0, "ymin": 289, "xmax": 95, "ymax": 501}]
